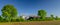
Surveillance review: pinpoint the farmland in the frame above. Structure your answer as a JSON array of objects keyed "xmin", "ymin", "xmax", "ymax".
[{"xmin": 0, "ymin": 20, "xmax": 60, "ymax": 25}]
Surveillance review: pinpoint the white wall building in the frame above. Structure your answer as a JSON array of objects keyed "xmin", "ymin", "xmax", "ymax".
[{"xmin": 21, "ymin": 15, "xmax": 29, "ymax": 20}]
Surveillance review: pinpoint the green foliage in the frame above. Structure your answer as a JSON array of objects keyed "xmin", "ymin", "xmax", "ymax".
[
  {"xmin": 33, "ymin": 18, "xmax": 36, "ymax": 21},
  {"xmin": 51, "ymin": 14, "xmax": 54, "ymax": 18},
  {"xmin": 55, "ymin": 16, "xmax": 58, "ymax": 20},
  {"xmin": 1, "ymin": 4, "xmax": 18, "ymax": 17},
  {"xmin": 38, "ymin": 10, "xmax": 47, "ymax": 20},
  {"xmin": 2, "ymin": 19, "xmax": 8, "ymax": 22},
  {"xmin": 35, "ymin": 18, "xmax": 39, "ymax": 21},
  {"xmin": 11, "ymin": 18, "xmax": 16, "ymax": 22},
  {"xmin": 50, "ymin": 14, "xmax": 54, "ymax": 20},
  {"xmin": 45, "ymin": 17, "xmax": 54, "ymax": 21},
  {"xmin": 1, "ymin": 4, "xmax": 18, "ymax": 22},
  {"xmin": 16, "ymin": 19, "xmax": 20, "ymax": 22},
  {"xmin": 19, "ymin": 17, "xmax": 25, "ymax": 22},
  {"xmin": 45, "ymin": 15, "xmax": 55, "ymax": 21},
  {"xmin": 0, "ymin": 16, "xmax": 3, "ymax": 22},
  {"xmin": 38, "ymin": 10, "xmax": 47, "ymax": 17}
]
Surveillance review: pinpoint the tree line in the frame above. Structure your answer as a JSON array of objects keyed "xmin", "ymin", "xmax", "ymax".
[
  {"xmin": 28, "ymin": 10, "xmax": 59, "ymax": 21},
  {"xmin": 0, "ymin": 4, "xmax": 59, "ymax": 22}
]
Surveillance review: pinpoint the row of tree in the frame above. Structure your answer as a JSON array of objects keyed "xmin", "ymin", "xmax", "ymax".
[
  {"xmin": 0, "ymin": 4, "xmax": 59, "ymax": 22},
  {"xmin": 28, "ymin": 10, "xmax": 59, "ymax": 21}
]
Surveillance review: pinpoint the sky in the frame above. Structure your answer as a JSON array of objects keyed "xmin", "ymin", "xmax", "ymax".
[{"xmin": 0, "ymin": 0, "xmax": 60, "ymax": 17}]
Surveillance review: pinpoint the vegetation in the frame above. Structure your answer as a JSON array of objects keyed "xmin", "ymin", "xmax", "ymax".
[
  {"xmin": 38, "ymin": 10, "xmax": 47, "ymax": 20},
  {"xmin": 1, "ymin": 5, "xmax": 18, "ymax": 22},
  {"xmin": 1, "ymin": 5, "xmax": 18, "ymax": 17},
  {"xmin": 0, "ymin": 4, "xmax": 59, "ymax": 22},
  {"xmin": 55, "ymin": 16, "xmax": 59, "ymax": 20}
]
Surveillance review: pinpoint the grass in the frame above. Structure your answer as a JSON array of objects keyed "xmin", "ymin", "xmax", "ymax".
[{"xmin": 0, "ymin": 20, "xmax": 60, "ymax": 25}]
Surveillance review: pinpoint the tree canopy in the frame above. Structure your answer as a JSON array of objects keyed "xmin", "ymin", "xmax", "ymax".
[
  {"xmin": 38, "ymin": 10, "xmax": 47, "ymax": 20},
  {"xmin": 38, "ymin": 10, "xmax": 47, "ymax": 17},
  {"xmin": 1, "ymin": 5, "xmax": 18, "ymax": 17}
]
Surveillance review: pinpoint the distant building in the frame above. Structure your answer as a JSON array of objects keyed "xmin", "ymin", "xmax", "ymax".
[
  {"xmin": 20, "ymin": 15, "xmax": 29, "ymax": 20},
  {"xmin": 20, "ymin": 15, "xmax": 40, "ymax": 20},
  {"xmin": 26, "ymin": 16, "xmax": 40, "ymax": 20}
]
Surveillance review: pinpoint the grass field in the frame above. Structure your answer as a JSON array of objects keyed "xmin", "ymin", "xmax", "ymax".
[{"xmin": 0, "ymin": 20, "xmax": 60, "ymax": 25}]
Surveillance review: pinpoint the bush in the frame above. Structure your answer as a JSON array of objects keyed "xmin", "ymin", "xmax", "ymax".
[
  {"xmin": 0, "ymin": 16, "xmax": 3, "ymax": 22},
  {"xmin": 19, "ymin": 18, "xmax": 25, "ymax": 22},
  {"xmin": 16, "ymin": 19, "xmax": 20, "ymax": 22},
  {"xmin": 45, "ymin": 17, "xmax": 54, "ymax": 21},
  {"xmin": 11, "ymin": 18, "xmax": 16, "ymax": 22}
]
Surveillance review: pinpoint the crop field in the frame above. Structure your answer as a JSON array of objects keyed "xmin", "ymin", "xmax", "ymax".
[{"xmin": 0, "ymin": 20, "xmax": 60, "ymax": 25}]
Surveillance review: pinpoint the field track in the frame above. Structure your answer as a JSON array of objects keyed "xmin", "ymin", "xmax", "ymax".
[{"xmin": 0, "ymin": 20, "xmax": 60, "ymax": 25}]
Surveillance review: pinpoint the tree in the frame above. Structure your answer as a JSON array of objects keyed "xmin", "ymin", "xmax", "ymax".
[
  {"xmin": 1, "ymin": 4, "xmax": 18, "ymax": 22},
  {"xmin": 51, "ymin": 14, "xmax": 54, "ymax": 18},
  {"xmin": 38, "ymin": 10, "xmax": 47, "ymax": 20},
  {"xmin": 55, "ymin": 16, "xmax": 58, "ymax": 20},
  {"xmin": 0, "ymin": 16, "xmax": 3, "ymax": 22},
  {"xmin": 50, "ymin": 14, "xmax": 54, "ymax": 20},
  {"xmin": 1, "ymin": 4, "xmax": 18, "ymax": 17}
]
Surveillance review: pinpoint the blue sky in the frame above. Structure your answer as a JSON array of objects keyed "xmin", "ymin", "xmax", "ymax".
[{"xmin": 0, "ymin": 0, "xmax": 60, "ymax": 17}]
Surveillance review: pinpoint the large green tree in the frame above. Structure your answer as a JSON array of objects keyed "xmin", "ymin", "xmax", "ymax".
[
  {"xmin": 1, "ymin": 4, "xmax": 18, "ymax": 18},
  {"xmin": 38, "ymin": 10, "xmax": 47, "ymax": 20}
]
